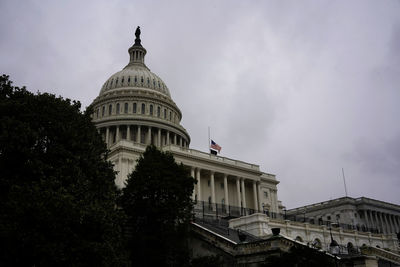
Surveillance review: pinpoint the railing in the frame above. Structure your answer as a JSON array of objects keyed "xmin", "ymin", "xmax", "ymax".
[{"xmin": 193, "ymin": 201, "xmax": 261, "ymax": 221}]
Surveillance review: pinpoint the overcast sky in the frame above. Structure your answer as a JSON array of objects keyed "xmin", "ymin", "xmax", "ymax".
[{"xmin": 1, "ymin": 0, "xmax": 399, "ymax": 208}]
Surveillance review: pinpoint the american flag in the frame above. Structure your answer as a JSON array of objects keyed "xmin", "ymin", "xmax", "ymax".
[{"xmin": 210, "ymin": 140, "xmax": 221, "ymax": 153}]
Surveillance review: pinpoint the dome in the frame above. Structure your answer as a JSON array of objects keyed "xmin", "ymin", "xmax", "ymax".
[
  {"xmin": 99, "ymin": 31, "xmax": 171, "ymax": 97},
  {"xmin": 99, "ymin": 65, "xmax": 171, "ymax": 97},
  {"xmin": 91, "ymin": 27, "xmax": 190, "ymax": 152}
]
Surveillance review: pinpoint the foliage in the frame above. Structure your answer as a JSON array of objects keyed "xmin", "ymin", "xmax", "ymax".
[
  {"xmin": 263, "ymin": 245, "xmax": 337, "ymax": 267},
  {"xmin": 120, "ymin": 145, "xmax": 195, "ymax": 266},
  {"xmin": 0, "ymin": 75, "xmax": 129, "ymax": 266},
  {"xmin": 191, "ymin": 255, "xmax": 224, "ymax": 267}
]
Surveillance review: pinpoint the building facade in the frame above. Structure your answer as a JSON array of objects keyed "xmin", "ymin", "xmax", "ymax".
[
  {"xmin": 286, "ymin": 197, "xmax": 400, "ymax": 235},
  {"xmin": 90, "ymin": 29, "xmax": 399, "ymax": 255},
  {"xmin": 90, "ymin": 29, "xmax": 282, "ymax": 214}
]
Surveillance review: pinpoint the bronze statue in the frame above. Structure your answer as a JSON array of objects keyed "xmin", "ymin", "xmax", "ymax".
[{"xmin": 135, "ymin": 26, "xmax": 141, "ymax": 39}]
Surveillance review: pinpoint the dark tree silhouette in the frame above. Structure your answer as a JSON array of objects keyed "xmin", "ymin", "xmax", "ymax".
[
  {"xmin": 120, "ymin": 145, "xmax": 195, "ymax": 266},
  {"xmin": 0, "ymin": 75, "xmax": 129, "ymax": 266}
]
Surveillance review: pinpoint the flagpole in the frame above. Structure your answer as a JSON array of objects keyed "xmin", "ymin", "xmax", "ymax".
[{"xmin": 208, "ymin": 126, "xmax": 211, "ymax": 153}]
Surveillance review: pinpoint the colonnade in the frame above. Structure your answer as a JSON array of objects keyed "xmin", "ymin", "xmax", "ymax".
[
  {"xmin": 362, "ymin": 209, "xmax": 400, "ymax": 234},
  {"xmin": 189, "ymin": 167, "xmax": 264, "ymax": 212},
  {"xmin": 100, "ymin": 125, "xmax": 188, "ymax": 148}
]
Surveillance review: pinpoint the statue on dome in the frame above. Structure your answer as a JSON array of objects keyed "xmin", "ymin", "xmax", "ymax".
[
  {"xmin": 135, "ymin": 26, "xmax": 141, "ymax": 39},
  {"xmin": 134, "ymin": 26, "xmax": 142, "ymax": 46}
]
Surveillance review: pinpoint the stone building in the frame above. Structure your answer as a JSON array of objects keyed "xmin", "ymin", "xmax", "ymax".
[
  {"xmin": 286, "ymin": 197, "xmax": 400, "ymax": 235},
  {"xmin": 90, "ymin": 28, "xmax": 400, "ymax": 264},
  {"xmin": 90, "ymin": 28, "xmax": 282, "ymax": 215}
]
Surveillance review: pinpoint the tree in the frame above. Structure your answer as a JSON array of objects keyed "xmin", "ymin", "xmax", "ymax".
[
  {"xmin": 0, "ymin": 75, "xmax": 129, "ymax": 266},
  {"xmin": 120, "ymin": 145, "xmax": 195, "ymax": 266}
]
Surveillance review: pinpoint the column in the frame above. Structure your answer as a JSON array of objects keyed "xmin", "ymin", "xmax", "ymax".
[
  {"xmin": 157, "ymin": 128, "xmax": 161, "ymax": 147},
  {"xmin": 196, "ymin": 168, "xmax": 202, "ymax": 201},
  {"xmin": 395, "ymin": 216, "xmax": 400, "ymax": 232},
  {"xmin": 174, "ymin": 134, "xmax": 177, "ymax": 145},
  {"xmin": 210, "ymin": 171, "xmax": 215, "ymax": 204},
  {"xmin": 191, "ymin": 168, "xmax": 195, "ymax": 200},
  {"xmin": 223, "ymin": 174, "xmax": 229, "ymax": 207},
  {"xmin": 241, "ymin": 178, "xmax": 247, "ymax": 210},
  {"xmin": 166, "ymin": 131, "xmax": 170, "ymax": 145},
  {"xmin": 378, "ymin": 212, "xmax": 385, "ymax": 233},
  {"xmin": 137, "ymin": 125, "xmax": 141, "ymax": 143},
  {"xmin": 257, "ymin": 182, "xmax": 263, "ymax": 211},
  {"xmin": 387, "ymin": 214, "xmax": 394, "ymax": 233},
  {"xmin": 389, "ymin": 215, "xmax": 397, "ymax": 233},
  {"xmin": 127, "ymin": 125, "xmax": 130, "ymax": 141},
  {"xmin": 236, "ymin": 177, "xmax": 241, "ymax": 207},
  {"xmin": 253, "ymin": 181, "xmax": 258, "ymax": 211},
  {"xmin": 368, "ymin": 210, "xmax": 375, "ymax": 230},
  {"xmin": 147, "ymin": 127, "xmax": 151, "ymax": 144},
  {"xmin": 116, "ymin": 126, "xmax": 120, "ymax": 142},
  {"xmin": 364, "ymin": 210, "xmax": 370, "ymax": 230},
  {"xmin": 373, "ymin": 211, "xmax": 379, "ymax": 232},
  {"xmin": 105, "ymin": 127, "xmax": 109, "ymax": 148}
]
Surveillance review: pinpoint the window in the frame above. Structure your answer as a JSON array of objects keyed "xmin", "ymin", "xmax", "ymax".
[
  {"xmin": 220, "ymin": 183, "xmax": 224, "ymax": 189},
  {"xmin": 124, "ymin": 103, "xmax": 128, "ymax": 113},
  {"xmin": 157, "ymin": 107, "xmax": 160, "ymax": 117},
  {"xmin": 207, "ymin": 180, "xmax": 210, "ymax": 187},
  {"xmin": 336, "ymin": 214, "xmax": 340, "ymax": 220},
  {"xmin": 102, "ymin": 106, "xmax": 105, "ymax": 117},
  {"xmin": 164, "ymin": 109, "xmax": 167, "ymax": 118},
  {"xmin": 128, "ymin": 76, "xmax": 131, "ymax": 83},
  {"xmin": 115, "ymin": 78, "xmax": 118, "ymax": 85},
  {"xmin": 121, "ymin": 76, "xmax": 124, "ymax": 84},
  {"xmin": 208, "ymin": 196, "xmax": 212, "ymax": 204},
  {"xmin": 150, "ymin": 105, "xmax": 153, "ymax": 115},
  {"xmin": 141, "ymin": 76, "xmax": 144, "ymax": 83},
  {"xmin": 96, "ymin": 108, "xmax": 99, "ymax": 118},
  {"xmin": 141, "ymin": 103, "xmax": 145, "ymax": 114},
  {"xmin": 169, "ymin": 111, "xmax": 172, "ymax": 121},
  {"xmin": 147, "ymin": 77, "xmax": 150, "ymax": 85},
  {"xmin": 264, "ymin": 191, "xmax": 268, "ymax": 198},
  {"xmin": 133, "ymin": 103, "xmax": 137, "ymax": 113},
  {"xmin": 134, "ymin": 76, "xmax": 137, "ymax": 83},
  {"xmin": 108, "ymin": 104, "xmax": 112, "ymax": 115},
  {"xmin": 327, "ymin": 216, "xmax": 331, "ymax": 221},
  {"xmin": 116, "ymin": 103, "xmax": 120, "ymax": 114}
]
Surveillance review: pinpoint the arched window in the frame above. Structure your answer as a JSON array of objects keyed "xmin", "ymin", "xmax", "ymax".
[
  {"xmin": 133, "ymin": 103, "xmax": 137, "ymax": 113},
  {"xmin": 295, "ymin": 236, "xmax": 303, "ymax": 242},
  {"xmin": 108, "ymin": 104, "xmax": 112, "ymax": 115},
  {"xmin": 141, "ymin": 103, "xmax": 145, "ymax": 114},
  {"xmin": 124, "ymin": 103, "xmax": 128, "ymax": 113},
  {"xmin": 313, "ymin": 239, "xmax": 322, "ymax": 249},
  {"xmin": 169, "ymin": 111, "xmax": 172, "ymax": 121},
  {"xmin": 157, "ymin": 107, "xmax": 160, "ymax": 117},
  {"xmin": 116, "ymin": 103, "xmax": 120, "ymax": 114},
  {"xmin": 141, "ymin": 76, "xmax": 144, "ymax": 83},
  {"xmin": 164, "ymin": 109, "xmax": 167, "ymax": 118},
  {"xmin": 128, "ymin": 76, "xmax": 131, "ymax": 84},
  {"xmin": 102, "ymin": 106, "xmax": 105, "ymax": 117},
  {"xmin": 149, "ymin": 105, "xmax": 153, "ymax": 115}
]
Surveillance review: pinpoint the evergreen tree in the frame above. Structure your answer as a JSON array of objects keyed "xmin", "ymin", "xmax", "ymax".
[
  {"xmin": 0, "ymin": 75, "xmax": 129, "ymax": 266},
  {"xmin": 120, "ymin": 145, "xmax": 195, "ymax": 266}
]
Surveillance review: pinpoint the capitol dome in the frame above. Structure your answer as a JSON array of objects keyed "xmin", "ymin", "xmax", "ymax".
[{"xmin": 91, "ymin": 27, "xmax": 190, "ymax": 153}]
